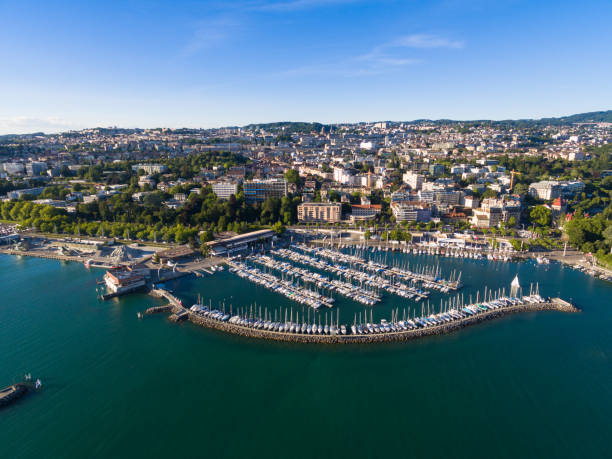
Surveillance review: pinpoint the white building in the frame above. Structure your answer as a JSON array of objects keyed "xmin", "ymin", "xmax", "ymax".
[
  {"xmin": 391, "ymin": 202, "xmax": 431, "ymax": 222},
  {"xmin": 333, "ymin": 167, "xmax": 356, "ymax": 185},
  {"xmin": 131, "ymin": 163, "xmax": 168, "ymax": 174},
  {"xmin": 402, "ymin": 171, "xmax": 424, "ymax": 190},
  {"xmin": 2, "ymin": 162, "xmax": 25, "ymax": 175},
  {"xmin": 528, "ymin": 181, "xmax": 561, "ymax": 200},
  {"xmin": 212, "ymin": 181, "xmax": 238, "ymax": 200},
  {"xmin": 529, "ymin": 180, "xmax": 585, "ymax": 200}
]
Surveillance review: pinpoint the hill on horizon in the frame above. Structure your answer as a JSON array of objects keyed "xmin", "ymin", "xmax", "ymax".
[{"xmin": 2, "ymin": 110, "xmax": 612, "ymax": 138}]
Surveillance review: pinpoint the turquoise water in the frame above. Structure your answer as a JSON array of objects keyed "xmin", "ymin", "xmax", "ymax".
[{"xmin": 1, "ymin": 253, "xmax": 611, "ymax": 458}]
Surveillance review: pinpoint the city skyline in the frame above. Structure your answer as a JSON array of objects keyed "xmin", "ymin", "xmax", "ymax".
[{"xmin": 2, "ymin": 0, "xmax": 612, "ymax": 134}]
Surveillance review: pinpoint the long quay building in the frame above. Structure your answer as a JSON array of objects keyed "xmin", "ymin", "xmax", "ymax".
[
  {"xmin": 151, "ymin": 291, "xmax": 580, "ymax": 345},
  {"xmin": 205, "ymin": 229, "xmax": 275, "ymax": 256}
]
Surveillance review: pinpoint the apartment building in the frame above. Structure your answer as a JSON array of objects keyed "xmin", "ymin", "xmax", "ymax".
[
  {"xmin": 402, "ymin": 171, "xmax": 424, "ymax": 190},
  {"xmin": 297, "ymin": 202, "xmax": 342, "ymax": 223},
  {"xmin": 26, "ymin": 161, "xmax": 47, "ymax": 176},
  {"xmin": 350, "ymin": 204, "xmax": 381, "ymax": 222},
  {"xmin": 529, "ymin": 180, "xmax": 585, "ymax": 200},
  {"xmin": 391, "ymin": 202, "xmax": 432, "ymax": 222},
  {"xmin": 212, "ymin": 181, "xmax": 238, "ymax": 200},
  {"xmin": 244, "ymin": 178, "xmax": 288, "ymax": 203}
]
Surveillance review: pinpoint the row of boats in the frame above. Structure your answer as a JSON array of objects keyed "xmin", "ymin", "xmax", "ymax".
[
  {"xmin": 321, "ymin": 241, "xmax": 522, "ymax": 263},
  {"xmin": 187, "ymin": 294, "xmax": 548, "ymax": 337},
  {"xmin": 190, "ymin": 303, "xmax": 348, "ymax": 335},
  {"xmin": 396, "ymin": 245, "xmax": 512, "ymax": 261},
  {"xmin": 273, "ymin": 247, "xmax": 430, "ymax": 300},
  {"xmin": 349, "ymin": 295, "xmax": 545, "ymax": 334},
  {"xmin": 300, "ymin": 244, "xmax": 462, "ymax": 292},
  {"xmin": 249, "ymin": 254, "xmax": 380, "ymax": 305},
  {"xmin": 228, "ymin": 261, "xmax": 334, "ymax": 309}
]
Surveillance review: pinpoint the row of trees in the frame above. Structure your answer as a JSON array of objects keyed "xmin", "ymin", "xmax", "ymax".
[
  {"xmin": 1, "ymin": 200, "xmax": 203, "ymax": 244},
  {"xmin": 2, "ymin": 184, "xmax": 298, "ymax": 245}
]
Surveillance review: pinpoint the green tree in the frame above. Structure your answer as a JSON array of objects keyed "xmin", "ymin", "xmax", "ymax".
[
  {"xmin": 272, "ymin": 221, "xmax": 285, "ymax": 235},
  {"xmin": 284, "ymin": 169, "xmax": 300, "ymax": 184},
  {"xmin": 530, "ymin": 205, "xmax": 552, "ymax": 227}
]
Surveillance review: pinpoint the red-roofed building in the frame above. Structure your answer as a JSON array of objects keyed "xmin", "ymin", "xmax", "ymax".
[{"xmin": 552, "ymin": 197, "xmax": 567, "ymax": 218}]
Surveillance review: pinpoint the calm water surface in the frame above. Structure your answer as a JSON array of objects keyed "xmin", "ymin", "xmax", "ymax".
[{"xmin": 0, "ymin": 253, "xmax": 610, "ymax": 458}]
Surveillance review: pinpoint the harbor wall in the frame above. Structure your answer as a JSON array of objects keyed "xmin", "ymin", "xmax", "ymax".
[{"xmin": 172, "ymin": 299, "xmax": 579, "ymax": 345}]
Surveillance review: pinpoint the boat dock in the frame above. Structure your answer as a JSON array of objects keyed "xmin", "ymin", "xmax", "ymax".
[
  {"xmin": 271, "ymin": 247, "xmax": 430, "ymax": 300},
  {"xmin": 249, "ymin": 254, "xmax": 381, "ymax": 305},
  {"xmin": 149, "ymin": 286, "xmax": 580, "ymax": 345},
  {"xmin": 227, "ymin": 260, "xmax": 335, "ymax": 309},
  {"xmin": 295, "ymin": 243, "xmax": 461, "ymax": 292}
]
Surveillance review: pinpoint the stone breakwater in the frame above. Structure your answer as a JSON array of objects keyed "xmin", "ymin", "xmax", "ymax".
[
  {"xmin": 145, "ymin": 304, "xmax": 175, "ymax": 314},
  {"xmin": 151, "ymin": 299, "xmax": 579, "ymax": 345}
]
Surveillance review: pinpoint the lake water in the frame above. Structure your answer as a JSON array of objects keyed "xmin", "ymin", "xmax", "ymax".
[{"xmin": 1, "ymin": 252, "xmax": 610, "ymax": 458}]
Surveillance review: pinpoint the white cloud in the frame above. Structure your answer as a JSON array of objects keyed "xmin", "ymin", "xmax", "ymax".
[
  {"xmin": 393, "ymin": 34, "xmax": 464, "ymax": 49},
  {"xmin": 0, "ymin": 116, "xmax": 82, "ymax": 135},
  {"xmin": 281, "ymin": 54, "xmax": 419, "ymax": 78}
]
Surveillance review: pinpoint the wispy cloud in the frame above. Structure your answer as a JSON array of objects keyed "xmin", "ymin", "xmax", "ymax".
[
  {"xmin": 279, "ymin": 32, "xmax": 462, "ymax": 78},
  {"xmin": 0, "ymin": 116, "xmax": 82, "ymax": 134},
  {"xmin": 181, "ymin": 17, "xmax": 241, "ymax": 57},
  {"xmin": 179, "ymin": 1, "xmax": 369, "ymax": 58},
  {"xmin": 393, "ymin": 34, "xmax": 464, "ymax": 49},
  {"xmin": 281, "ymin": 55, "xmax": 419, "ymax": 78},
  {"xmin": 246, "ymin": 0, "xmax": 360, "ymax": 12}
]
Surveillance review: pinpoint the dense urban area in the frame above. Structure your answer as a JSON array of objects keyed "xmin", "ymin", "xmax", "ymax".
[{"xmin": 1, "ymin": 111, "xmax": 611, "ymax": 270}]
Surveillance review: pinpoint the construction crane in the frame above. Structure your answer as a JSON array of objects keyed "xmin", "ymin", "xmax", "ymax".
[{"xmin": 510, "ymin": 170, "xmax": 521, "ymax": 191}]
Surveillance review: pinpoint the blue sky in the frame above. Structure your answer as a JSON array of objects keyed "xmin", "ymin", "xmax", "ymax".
[{"xmin": 1, "ymin": 0, "xmax": 611, "ymax": 133}]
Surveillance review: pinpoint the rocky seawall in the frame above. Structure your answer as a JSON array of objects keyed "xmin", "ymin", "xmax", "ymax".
[{"xmin": 157, "ymin": 298, "xmax": 579, "ymax": 345}]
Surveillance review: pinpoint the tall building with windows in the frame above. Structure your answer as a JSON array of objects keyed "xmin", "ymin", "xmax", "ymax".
[
  {"xmin": 391, "ymin": 202, "xmax": 431, "ymax": 222},
  {"xmin": 297, "ymin": 202, "xmax": 341, "ymax": 223},
  {"xmin": 429, "ymin": 164, "xmax": 445, "ymax": 176},
  {"xmin": 26, "ymin": 161, "xmax": 47, "ymax": 176},
  {"xmin": 244, "ymin": 178, "xmax": 288, "ymax": 203},
  {"xmin": 212, "ymin": 181, "xmax": 238, "ymax": 200}
]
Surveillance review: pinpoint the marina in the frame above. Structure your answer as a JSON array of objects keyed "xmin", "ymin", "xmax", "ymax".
[
  {"xmin": 295, "ymin": 243, "xmax": 462, "ymax": 291},
  {"xmin": 227, "ymin": 260, "xmax": 335, "ymax": 309},
  {"xmin": 270, "ymin": 246, "xmax": 431, "ymax": 299},
  {"xmin": 148, "ymin": 275, "xmax": 580, "ymax": 344},
  {"xmin": 1, "ymin": 251, "xmax": 610, "ymax": 459},
  {"xmin": 248, "ymin": 254, "xmax": 381, "ymax": 305}
]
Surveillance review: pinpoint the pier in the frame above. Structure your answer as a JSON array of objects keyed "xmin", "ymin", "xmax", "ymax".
[
  {"xmin": 146, "ymin": 284, "xmax": 580, "ymax": 345},
  {"xmin": 271, "ymin": 247, "xmax": 431, "ymax": 299},
  {"xmin": 182, "ymin": 298, "xmax": 578, "ymax": 344}
]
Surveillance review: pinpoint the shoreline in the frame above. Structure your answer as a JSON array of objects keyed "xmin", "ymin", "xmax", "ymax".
[
  {"xmin": 147, "ymin": 298, "xmax": 580, "ymax": 345},
  {"xmin": 2, "ymin": 237, "xmax": 610, "ymax": 284}
]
